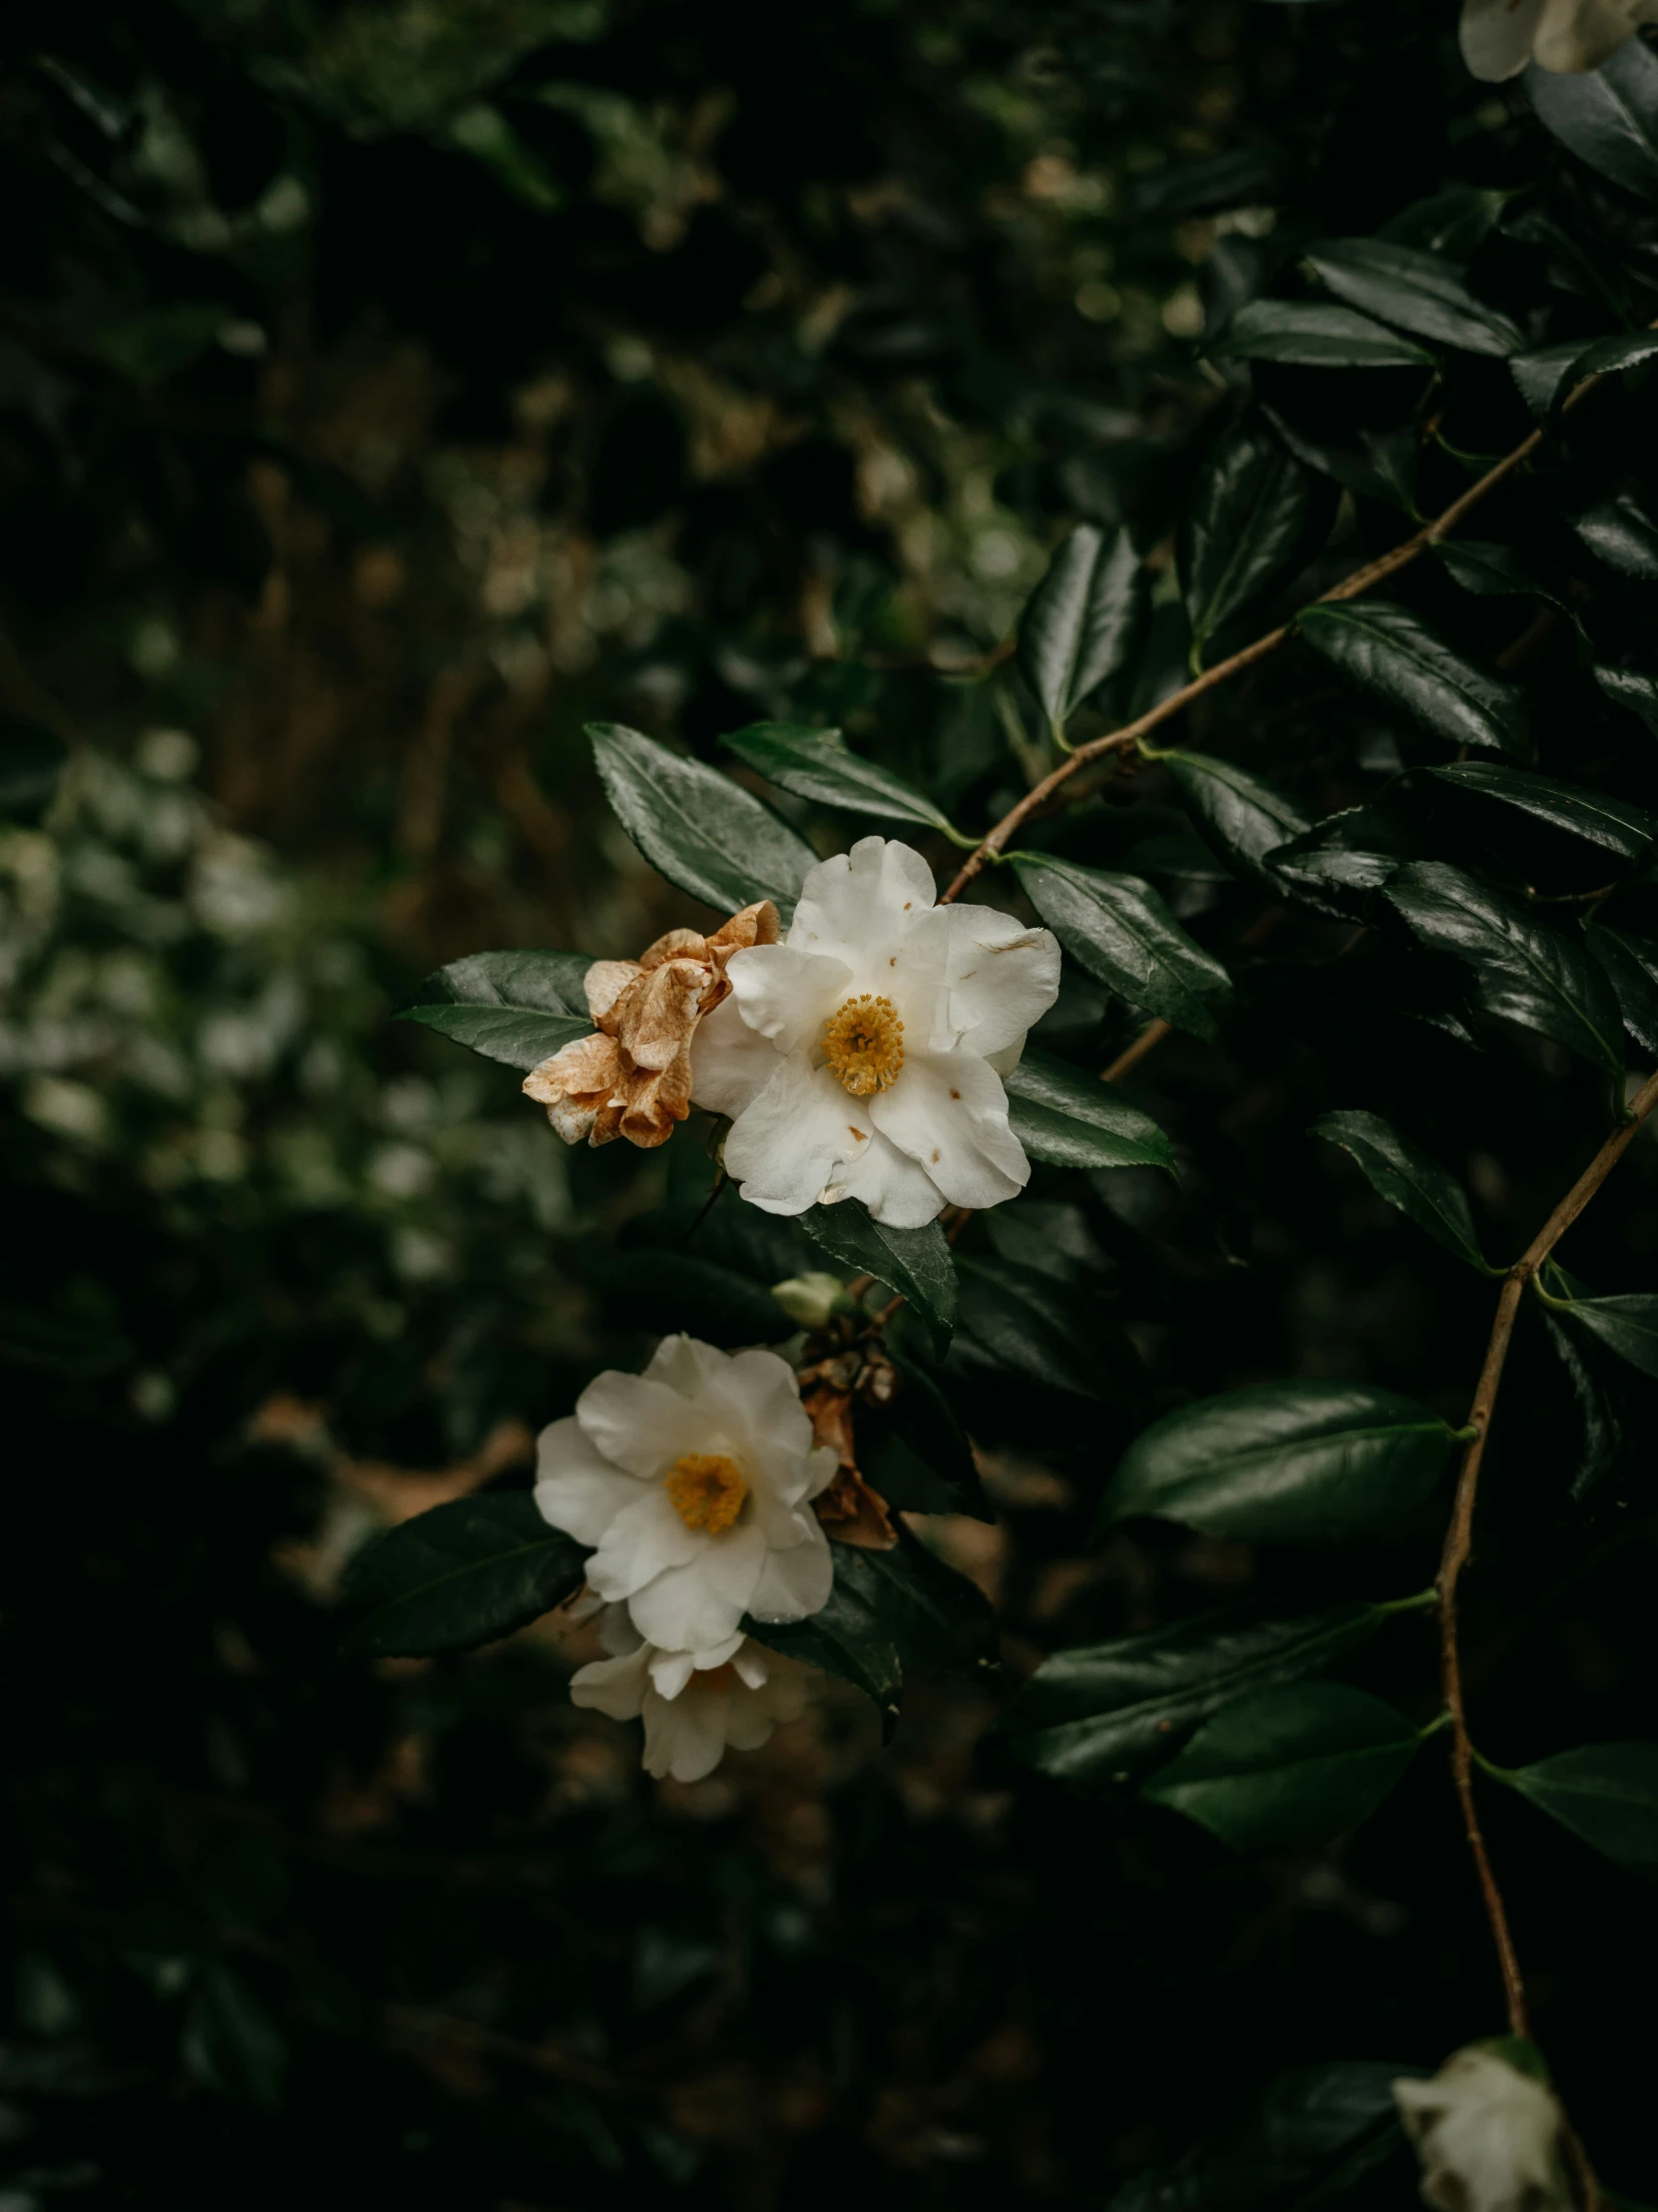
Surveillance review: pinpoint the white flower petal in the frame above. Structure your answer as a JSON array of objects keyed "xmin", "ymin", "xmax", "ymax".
[
  {"xmin": 689, "ymin": 994, "xmax": 781, "ymax": 1118},
  {"xmin": 726, "ymin": 943, "xmax": 850, "ymax": 1052},
  {"xmin": 640, "ymin": 1678, "xmax": 730, "ymax": 1780},
  {"xmin": 819, "ymin": 1126, "xmax": 946, "ymax": 1228},
  {"xmin": 870, "ymin": 1048, "xmax": 1029, "ymax": 1210},
  {"xmin": 534, "ymin": 1416, "xmax": 646, "ymax": 1545},
  {"xmin": 804, "ymin": 1444, "xmax": 840, "ymax": 1502},
  {"xmin": 1534, "ymin": 0, "xmax": 1644, "ymax": 68},
  {"xmin": 627, "ymin": 1522, "xmax": 770, "ymax": 1651},
  {"xmin": 703, "ymin": 1346, "xmax": 815, "ymax": 1484},
  {"xmin": 788, "ymin": 836, "xmax": 938, "ymax": 970},
  {"xmin": 587, "ymin": 1487, "xmax": 705, "ymax": 1603},
  {"xmin": 647, "ymin": 1635, "xmax": 742, "ymax": 1698},
  {"xmin": 577, "ymin": 1369, "xmax": 716, "ymax": 1476},
  {"xmin": 1457, "ymin": 0, "xmax": 1547, "ymax": 75},
  {"xmin": 568, "ymin": 1643, "xmax": 650, "ymax": 1721},
  {"xmin": 642, "ymin": 1333, "xmax": 731, "ymax": 1401},
  {"xmin": 731, "ymin": 1641, "xmax": 770, "ymax": 1690},
  {"xmin": 746, "ymin": 1522, "xmax": 833, "ymax": 1623},
  {"xmin": 723, "ymin": 1055, "xmax": 873, "ymax": 1218},
  {"xmin": 938, "ymin": 903, "xmax": 1061, "ymax": 1059}
]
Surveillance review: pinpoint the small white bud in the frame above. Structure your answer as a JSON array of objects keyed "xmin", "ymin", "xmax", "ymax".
[
  {"xmin": 1394, "ymin": 2043, "xmax": 1568, "ymax": 2212},
  {"xmin": 768, "ymin": 1272, "xmax": 846, "ymax": 1329}
]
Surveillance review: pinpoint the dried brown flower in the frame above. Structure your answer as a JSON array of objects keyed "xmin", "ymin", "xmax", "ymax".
[{"xmin": 523, "ymin": 901, "xmax": 779, "ymax": 1148}]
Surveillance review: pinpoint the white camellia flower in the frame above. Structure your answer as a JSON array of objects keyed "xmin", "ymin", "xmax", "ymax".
[
  {"xmin": 1459, "ymin": 0, "xmax": 1658, "ymax": 80},
  {"xmin": 535, "ymin": 1334, "xmax": 839, "ymax": 1657},
  {"xmin": 569, "ymin": 1602, "xmax": 813, "ymax": 1782},
  {"xmin": 689, "ymin": 836, "xmax": 1060, "ymax": 1228},
  {"xmin": 1394, "ymin": 2045, "xmax": 1568, "ymax": 2212}
]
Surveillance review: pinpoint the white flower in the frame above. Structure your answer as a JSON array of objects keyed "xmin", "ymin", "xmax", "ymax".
[
  {"xmin": 1394, "ymin": 2046, "xmax": 1568, "ymax": 2212},
  {"xmin": 1459, "ymin": 0, "xmax": 1658, "ymax": 80},
  {"xmin": 535, "ymin": 1334, "xmax": 838, "ymax": 1657},
  {"xmin": 569, "ymin": 1602, "xmax": 813, "ymax": 1781},
  {"xmin": 689, "ymin": 836, "xmax": 1060, "ymax": 1229}
]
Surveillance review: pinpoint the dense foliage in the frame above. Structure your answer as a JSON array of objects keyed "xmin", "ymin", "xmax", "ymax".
[{"xmin": 6, "ymin": 2, "xmax": 1658, "ymax": 2207}]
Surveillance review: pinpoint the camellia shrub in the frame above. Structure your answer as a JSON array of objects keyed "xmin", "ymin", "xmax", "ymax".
[{"xmin": 7, "ymin": 2, "xmax": 1658, "ymax": 2208}]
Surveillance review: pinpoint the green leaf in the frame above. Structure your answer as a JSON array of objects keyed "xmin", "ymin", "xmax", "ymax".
[
  {"xmin": 1587, "ymin": 920, "xmax": 1658, "ymax": 1054},
  {"xmin": 587, "ymin": 1250, "xmax": 797, "ymax": 1347},
  {"xmin": 1545, "ymin": 1281, "xmax": 1658, "ymax": 1382},
  {"xmin": 1164, "ymin": 751, "xmax": 1316, "ymax": 901},
  {"xmin": 1510, "ymin": 337, "xmax": 1598, "ymax": 418},
  {"xmin": 1298, "ymin": 600, "xmax": 1528, "ymax": 756},
  {"xmin": 1313, "ymin": 1108, "xmax": 1491, "ymax": 1271},
  {"xmin": 1425, "ymin": 762, "xmax": 1657, "ymax": 860},
  {"xmin": 590, "ymin": 721, "xmax": 817, "ymax": 916},
  {"xmin": 1573, "ymin": 496, "xmax": 1658, "ymax": 582},
  {"xmin": 396, "ymin": 948, "xmax": 595, "ymax": 1071},
  {"xmin": 746, "ymin": 1526, "xmax": 999, "ymax": 1732},
  {"xmin": 865, "ymin": 1318, "xmax": 992, "ymax": 1521},
  {"xmin": 0, "ymin": 720, "xmax": 68, "ymax": 823},
  {"xmin": 1503, "ymin": 1742, "xmax": 1658, "ymax": 1876},
  {"xmin": 992, "ymin": 1600, "xmax": 1387, "ymax": 1789},
  {"xmin": 1017, "ymin": 525, "xmax": 1145, "ymax": 736},
  {"xmin": 1527, "ymin": 43, "xmax": 1658, "ymax": 204},
  {"xmin": 182, "ymin": 1964, "xmax": 289, "ymax": 2111},
  {"xmin": 719, "ymin": 720, "xmax": 957, "ymax": 836},
  {"xmin": 1004, "ymin": 1048, "xmax": 1177, "ymax": 1174},
  {"xmin": 1306, "ymin": 237, "xmax": 1523, "ymax": 356},
  {"xmin": 953, "ymin": 1257, "xmax": 1123, "ymax": 1402},
  {"xmin": 1385, "ymin": 861, "xmax": 1625, "ymax": 1077},
  {"xmin": 1595, "ymin": 665, "xmax": 1658, "ymax": 734},
  {"xmin": 1540, "ymin": 330, "xmax": 1658, "ymax": 416},
  {"xmin": 1180, "ymin": 423, "xmax": 1326, "ymax": 665},
  {"xmin": 340, "ymin": 1495, "xmax": 587, "ymax": 1657},
  {"xmin": 1109, "ymin": 2061, "xmax": 1418, "ymax": 2212},
  {"xmin": 1432, "ymin": 539, "xmax": 1560, "ymax": 603},
  {"xmin": 1141, "ymin": 1682, "xmax": 1421, "ymax": 1852},
  {"xmin": 1541, "ymin": 1310, "xmax": 1627, "ymax": 1505},
  {"xmin": 1098, "ymin": 1380, "xmax": 1460, "ymax": 1544},
  {"xmin": 799, "ymin": 1202, "xmax": 956, "ymax": 1356},
  {"xmin": 1012, "ymin": 853, "xmax": 1233, "ymax": 1043},
  {"xmin": 1209, "ymin": 299, "xmax": 1436, "ymax": 368}
]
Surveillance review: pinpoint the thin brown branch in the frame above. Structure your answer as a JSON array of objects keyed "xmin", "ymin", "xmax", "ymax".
[
  {"xmin": 1438, "ymin": 1068, "xmax": 1658, "ymax": 2062},
  {"xmin": 1101, "ymin": 1019, "xmax": 1173, "ymax": 1085},
  {"xmin": 940, "ymin": 366, "xmax": 1611, "ymax": 908}
]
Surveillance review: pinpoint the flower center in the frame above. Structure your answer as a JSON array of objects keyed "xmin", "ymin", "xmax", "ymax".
[
  {"xmin": 663, "ymin": 1452, "xmax": 748, "ymax": 1535},
  {"xmin": 822, "ymin": 994, "xmax": 905, "ymax": 1097}
]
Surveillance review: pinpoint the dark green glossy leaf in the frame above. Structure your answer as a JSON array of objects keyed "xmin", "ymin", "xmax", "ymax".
[
  {"xmin": 397, "ymin": 948, "xmax": 594, "ymax": 1071},
  {"xmin": 1164, "ymin": 750, "xmax": 1316, "ymax": 901},
  {"xmin": 800, "ymin": 1201, "xmax": 956, "ymax": 1357},
  {"xmin": 1313, "ymin": 1108, "xmax": 1490, "ymax": 1270},
  {"xmin": 1510, "ymin": 338, "xmax": 1589, "ymax": 418},
  {"xmin": 341, "ymin": 1495, "xmax": 587, "ymax": 1657},
  {"xmin": 0, "ymin": 720, "xmax": 68, "ymax": 823},
  {"xmin": 1385, "ymin": 861, "xmax": 1625, "ymax": 1077},
  {"xmin": 1547, "ymin": 1283, "xmax": 1658, "ymax": 1382},
  {"xmin": 1265, "ymin": 806, "xmax": 1417, "ymax": 912},
  {"xmin": 587, "ymin": 1250, "xmax": 796, "ymax": 1346},
  {"xmin": 1526, "ymin": 42, "xmax": 1658, "ymax": 203},
  {"xmin": 1541, "ymin": 1311, "xmax": 1627, "ymax": 1505},
  {"xmin": 1265, "ymin": 408, "xmax": 1421, "ymax": 514},
  {"xmin": 865, "ymin": 1318, "xmax": 991, "ymax": 1521},
  {"xmin": 747, "ymin": 1526, "xmax": 999, "ymax": 1732},
  {"xmin": 1504, "ymin": 1742, "xmax": 1658, "ymax": 1875},
  {"xmin": 1004, "ymin": 1049, "xmax": 1177, "ymax": 1173},
  {"xmin": 1180, "ymin": 422, "xmax": 1326, "ymax": 665},
  {"xmin": 1012, "ymin": 852, "xmax": 1233, "ymax": 1043},
  {"xmin": 953, "ymin": 1257, "xmax": 1116, "ymax": 1401},
  {"xmin": 1209, "ymin": 299, "xmax": 1435, "ymax": 368},
  {"xmin": 1307, "ymin": 237, "xmax": 1522, "ymax": 356},
  {"xmin": 1141, "ymin": 1682, "xmax": 1420, "ymax": 1852},
  {"xmin": 1595, "ymin": 665, "xmax": 1658, "ymax": 733},
  {"xmin": 1432, "ymin": 540, "xmax": 1560, "ymax": 603},
  {"xmin": 992, "ymin": 1600, "xmax": 1386, "ymax": 1789},
  {"xmin": 1109, "ymin": 2061, "xmax": 1418, "ymax": 2212},
  {"xmin": 1573, "ymin": 496, "xmax": 1658, "ymax": 581},
  {"xmin": 1017, "ymin": 525, "xmax": 1145, "ymax": 736},
  {"xmin": 590, "ymin": 721, "xmax": 817, "ymax": 916},
  {"xmin": 1549, "ymin": 329, "xmax": 1658, "ymax": 413},
  {"xmin": 1425, "ymin": 762, "xmax": 1657, "ymax": 860},
  {"xmin": 720, "ymin": 720, "xmax": 956, "ymax": 835},
  {"xmin": 1299, "ymin": 600, "xmax": 1528, "ymax": 756},
  {"xmin": 1382, "ymin": 184, "xmax": 1507, "ymax": 260},
  {"xmin": 1098, "ymin": 1381, "xmax": 1459, "ymax": 1544},
  {"xmin": 1587, "ymin": 920, "xmax": 1658, "ymax": 1054}
]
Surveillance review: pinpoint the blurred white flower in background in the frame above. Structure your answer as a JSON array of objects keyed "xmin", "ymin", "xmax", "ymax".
[
  {"xmin": 568, "ymin": 1602, "xmax": 813, "ymax": 1782},
  {"xmin": 535, "ymin": 1334, "xmax": 838, "ymax": 1660},
  {"xmin": 1394, "ymin": 2044, "xmax": 1569, "ymax": 2212},
  {"xmin": 691, "ymin": 836, "xmax": 1059, "ymax": 1227},
  {"xmin": 1458, "ymin": 0, "xmax": 1658, "ymax": 80}
]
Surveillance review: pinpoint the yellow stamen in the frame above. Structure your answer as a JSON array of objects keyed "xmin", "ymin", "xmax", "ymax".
[
  {"xmin": 822, "ymin": 994, "xmax": 905, "ymax": 1097},
  {"xmin": 663, "ymin": 1452, "xmax": 748, "ymax": 1535}
]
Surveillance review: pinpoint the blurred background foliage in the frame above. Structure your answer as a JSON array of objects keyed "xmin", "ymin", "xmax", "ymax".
[{"xmin": 5, "ymin": 2, "xmax": 1658, "ymax": 2207}]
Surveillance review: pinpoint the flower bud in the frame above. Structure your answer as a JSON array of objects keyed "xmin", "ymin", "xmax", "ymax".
[{"xmin": 768, "ymin": 1271, "xmax": 847, "ymax": 1330}]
